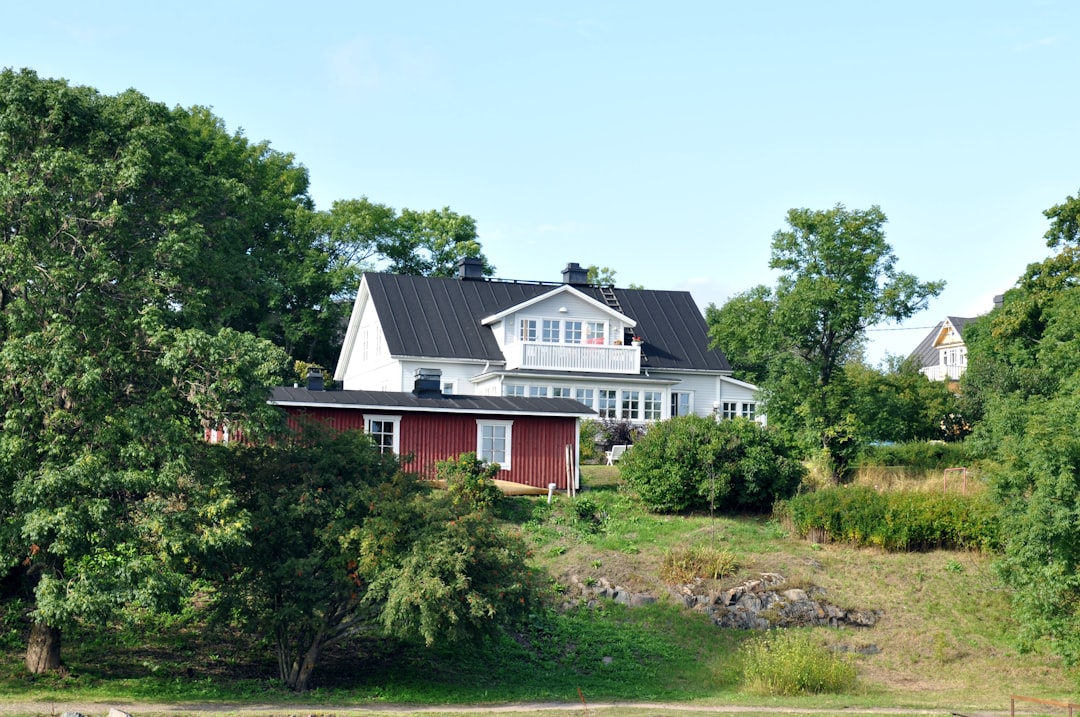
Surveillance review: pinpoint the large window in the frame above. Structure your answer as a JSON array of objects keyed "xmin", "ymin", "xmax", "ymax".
[
  {"xmin": 364, "ymin": 414, "xmax": 401, "ymax": 454},
  {"xmin": 542, "ymin": 319, "xmax": 560, "ymax": 342},
  {"xmin": 585, "ymin": 321, "xmax": 606, "ymax": 344},
  {"xmin": 621, "ymin": 390, "xmax": 640, "ymax": 420},
  {"xmin": 643, "ymin": 391, "xmax": 662, "ymax": 420},
  {"xmin": 598, "ymin": 389, "xmax": 618, "ymax": 418},
  {"xmin": 564, "ymin": 320, "xmax": 582, "ymax": 344},
  {"xmin": 575, "ymin": 387, "xmax": 595, "ymax": 409},
  {"xmin": 671, "ymin": 391, "xmax": 692, "ymax": 417},
  {"xmin": 477, "ymin": 420, "xmax": 513, "ymax": 469}
]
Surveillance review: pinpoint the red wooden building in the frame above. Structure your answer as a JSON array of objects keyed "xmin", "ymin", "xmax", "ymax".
[{"xmin": 268, "ymin": 369, "xmax": 594, "ymax": 492}]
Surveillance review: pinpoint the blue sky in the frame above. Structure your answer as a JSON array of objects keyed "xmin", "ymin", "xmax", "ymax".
[{"xmin": 4, "ymin": 1, "xmax": 1078, "ymax": 364}]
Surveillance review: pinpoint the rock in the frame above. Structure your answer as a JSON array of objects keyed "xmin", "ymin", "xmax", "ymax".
[{"xmin": 109, "ymin": 710, "xmax": 135, "ymax": 717}]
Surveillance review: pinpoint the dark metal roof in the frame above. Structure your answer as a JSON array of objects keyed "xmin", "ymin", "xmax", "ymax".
[
  {"xmin": 908, "ymin": 316, "xmax": 975, "ymax": 368},
  {"xmin": 363, "ymin": 272, "xmax": 731, "ymax": 372},
  {"xmin": 270, "ymin": 386, "xmax": 596, "ymax": 417}
]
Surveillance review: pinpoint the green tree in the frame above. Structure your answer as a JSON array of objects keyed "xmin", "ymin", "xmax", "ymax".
[
  {"xmin": 211, "ymin": 441, "xmax": 532, "ymax": 692},
  {"xmin": 707, "ymin": 204, "xmax": 944, "ymax": 477},
  {"xmin": 319, "ymin": 198, "xmax": 493, "ymax": 301},
  {"xmin": 962, "ymin": 189, "xmax": 1080, "ymax": 663},
  {"xmin": 845, "ymin": 357, "xmax": 964, "ymax": 443},
  {"xmin": 620, "ymin": 415, "xmax": 804, "ymax": 513},
  {"xmin": 0, "ymin": 69, "xmax": 290, "ymax": 672}
]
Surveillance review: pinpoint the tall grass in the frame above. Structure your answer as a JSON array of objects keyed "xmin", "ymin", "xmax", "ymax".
[{"xmin": 740, "ymin": 630, "xmax": 858, "ymax": 696}]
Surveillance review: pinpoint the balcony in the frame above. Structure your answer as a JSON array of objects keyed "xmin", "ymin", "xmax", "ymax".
[
  {"xmin": 920, "ymin": 364, "xmax": 965, "ymax": 382},
  {"xmin": 503, "ymin": 341, "xmax": 641, "ymax": 374}
]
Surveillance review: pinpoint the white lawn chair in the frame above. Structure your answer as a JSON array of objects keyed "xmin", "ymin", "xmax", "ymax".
[{"xmin": 605, "ymin": 444, "xmax": 629, "ymax": 465}]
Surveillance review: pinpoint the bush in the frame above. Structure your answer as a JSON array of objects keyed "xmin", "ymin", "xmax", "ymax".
[
  {"xmin": 780, "ymin": 486, "xmax": 1001, "ymax": 551},
  {"xmin": 740, "ymin": 630, "xmax": 857, "ymax": 696},
  {"xmin": 620, "ymin": 416, "xmax": 805, "ymax": 513},
  {"xmin": 859, "ymin": 441, "xmax": 975, "ymax": 471}
]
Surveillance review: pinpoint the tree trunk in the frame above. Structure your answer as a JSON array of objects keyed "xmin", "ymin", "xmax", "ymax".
[
  {"xmin": 25, "ymin": 621, "xmax": 61, "ymax": 674},
  {"xmin": 281, "ymin": 631, "xmax": 324, "ymax": 692}
]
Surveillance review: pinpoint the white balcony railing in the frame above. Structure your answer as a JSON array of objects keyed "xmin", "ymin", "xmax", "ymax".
[
  {"xmin": 921, "ymin": 364, "xmax": 965, "ymax": 381},
  {"xmin": 503, "ymin": 341, "xmax": 641, "ymax": 374}
]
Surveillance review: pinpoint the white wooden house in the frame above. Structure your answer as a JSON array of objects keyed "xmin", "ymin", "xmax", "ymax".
[
  {"xmin": 908, "ymin": 316, "xmax": 974, "ymax": 382},
  {"xmin": 334, "ymin": 260, "xmax": 761, "ymax": 425}
]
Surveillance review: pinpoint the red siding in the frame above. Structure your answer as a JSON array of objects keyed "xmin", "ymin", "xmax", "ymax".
[{"xmin": 282, "ymin": 407, "xmax": 578, "ymax": 490}]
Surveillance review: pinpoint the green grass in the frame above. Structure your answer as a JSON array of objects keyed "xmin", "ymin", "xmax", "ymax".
[{"xmin": 0, "ymin": 463, "xmax": 1075, "ymax": 713}]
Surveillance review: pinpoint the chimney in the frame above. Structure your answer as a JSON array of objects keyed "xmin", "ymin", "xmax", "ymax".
[
  {"xmin": 306, "ymin": 367, "xmax": 324, "ymax": 391},
  {"xmin": 562, "ymin": 262, "xmax": 589, "ymax": 285},
  {"xmin": 413, "ymin": 367, "xmax": 443, "ymax": 397},
  {"xmin": 458, "ymin": 256, "xmax": 485, "ymax": 281}
]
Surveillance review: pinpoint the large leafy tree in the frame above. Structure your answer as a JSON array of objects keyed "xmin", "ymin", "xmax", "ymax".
[
  {"xmin": 707, "ymin": 205, "xmax": 944, "ymax": 476},
  {"xmin": 0, "ymin": 69, "xmax": 291, "ymax": 672},
  {"xmin": 963, "ymin": 189, "xmax": 1080, "ymax": 663},
  {"xmin": 211, "ymin": 437, "xmax": 533, "ymax": 692},
  {"xmin": 319, "ymin": 198, "xmax": 492, "ymax": 300},
  {"xmin": 845, "ymin": 357, "xmax": 964, "ymax": 443}
]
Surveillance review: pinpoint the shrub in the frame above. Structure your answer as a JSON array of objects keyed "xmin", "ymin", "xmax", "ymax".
[
  {"xmin": 740, "ymin": 630, "xmax": 857, "ymax": 696},
  {"xmin": 579, "ymin": 419, "xmax": 603, "ymax": 462},
  {"xmin": 659, "ymin": 545, "xmax": 738, "ymax": 584},
  {"xmin": 620, "ymin": 416, "xmax": 805, "ymax": 513},
  {"xmin": 859, "ymin": 441, "xmax": 975, "ymax": 471},
  {"xmin": 439, "ymin": 452, "xmax": 503, "ymax": 513},
  {"xmin": 781, "ymin": 486, "xmax": 1001, "ymax": 551}
]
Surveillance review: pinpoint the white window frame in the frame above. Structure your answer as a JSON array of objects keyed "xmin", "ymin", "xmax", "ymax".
[
  {"xmin": 476, "ymin": 419, "xmax": 513, "ymax": 470},
  {"xmin": 529, "ymin": 385, "xmax": 549, "ymax": 398},
  {"xmin": 671, "ymin": 391, "xmax": 693, "ymax": 417},
  {"xmin": 504, "ymin": 383, "xmax": 525, "ymax": 397},
  {"xmin": 741, "ymin": 402, "xmax": 757, "ymax": 420},
  {"xmin": 643, "ymin": 391, "xmax": 662, "ymax": 421},
  {"xmin": 585, "ymin": 321, "xmax": 606, "ymax": 345},
  {"xmin": 598, "ymin": 389, "xmax": 618, "ymax": 418},
  {"xmin": 564, "ymin": 320, "xmax": 583, "ymax": 344},
  {"xmin": 575, "ymin": 387, "xmax": 595, "ymax": 410},
  {"xmin": 541, "ymin": 318, "xmax": 561, "ymax": 343},
  {"xmin": 621, "ymin": 390, "xmax": 640, "ymax": 421},
  {"xmin": 519, "ymin": 318, "xmax": 537, "ymax": 342},
  {"xmin": 363, "ymin": 414, "xmax": 402, "ymax": 455},
  {"xmin": 721, "ymin": 401, "xmax": 738, "ymax": 420}
]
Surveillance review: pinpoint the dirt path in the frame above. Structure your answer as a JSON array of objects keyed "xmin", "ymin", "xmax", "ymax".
[{"xmin": 0, "ymin": 701, "xmax": 1003, "ymax": 717}]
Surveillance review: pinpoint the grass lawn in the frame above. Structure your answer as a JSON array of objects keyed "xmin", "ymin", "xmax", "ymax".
[{"xmin": 0, "ymin": 463, "xmax": 1075, "ymax": 714}]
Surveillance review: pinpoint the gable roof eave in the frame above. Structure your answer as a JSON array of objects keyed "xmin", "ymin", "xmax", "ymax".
[
  {"xmin": 480, "ymin": 284, "xmax": 635, "ymax": 326},
  {"xmin": 334, "ymin": 275, "xmax": 372, "ymax": 382}
]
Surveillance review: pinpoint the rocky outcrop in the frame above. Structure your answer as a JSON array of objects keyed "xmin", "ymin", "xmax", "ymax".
[
  {"xmin": 684, "ymin": 573, "xmax": 881, "ymax": 629},
  {"xmin": 562, "ymin": 572, "xmax": 881, "ymax": 630}
]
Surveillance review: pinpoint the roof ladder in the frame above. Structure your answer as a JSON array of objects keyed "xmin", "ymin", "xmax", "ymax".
[{"xmin": 600, "ymin": 285, "xmax": 622, "ymax": 312}]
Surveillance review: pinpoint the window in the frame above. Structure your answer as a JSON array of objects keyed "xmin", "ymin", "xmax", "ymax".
[
  {"xmin": 529, "ymin": 385, "xmax": 549, "ymax": 397},
  {"xmin": 564, "ymin": 321, "xmax": 582, "ymax": 344},
  {"xmin": 741, "ymin": 402, "xmax": 756, "ymax": 420},
  {"xmin": 364, "ymin": 414, "xmax": 401, "ymax": 454},
  {"xmin": 585, "ymin": 321, "xmax": 606, "ymax": 344},
  {"xmin": 477, "ymin": 420, "xmax": 513, "ymax": 469},
  {"xmin": 504, "ymin": 384, "xmax": 525, "ymax": 397},
  {"xmin": 643, "ymin": 391, "xmax": 662, "ymax": 420},
  {"xmin": 621, "ymin": 390, "xmax": 640, "ymax": 420},
  {"xmin": 519, "ymin": 319, "xmax": 537, "ymax": 342},
  {"xmin": 598, "ymin": 389, "xmax": 618, "ymax": 418},
  {"xmin": 552, "ymin": 386, "xmax": 573, "ymax": 398},
  {"xmin": 542, "ymin": 319, "xmax": 560, "ymax": 342},
  {"xmin": 671, "ymin": 391, "xmax": 692, "ymax": 417},
  {"xmin": 575, "ymin": 387, "xmax": 595, "ymax": 409},
  {"xmin": 721, "ymin": 402, "xmax": 738, "ymax": 420}
]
